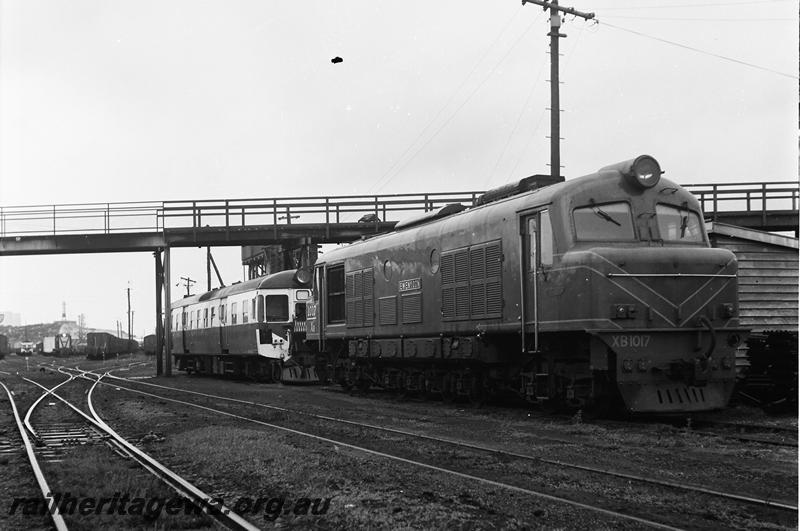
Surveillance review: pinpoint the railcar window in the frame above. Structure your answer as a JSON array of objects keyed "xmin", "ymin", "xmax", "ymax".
[
  {"xmin": 257, "ymin": 295, "xmax": 265, "ymax": 322},
  {"xmin": 231, "ymin": 302, "xmax": 238, "ymax": 325},
  {"xmin": 203, "ymin": 308, "xmax": 208, "ymax": 328},
  {"xmin": 327, "ymin": 265, "xmax": 346, "ymax": 323},
  {"xmin": 210, "ymin": 307, "xmax": 216, "ymax": 326},
  {"xmin": 573, "ymin": 202, "xmax": 635, "ymax": 240},
  {"xmin": 266, "ymin": 295, "xmax": 290, "ymax": 322},
  {"xmin": 656, "ymin": 204, "xmax": 704, "ymax": 242},
  {"xmin": 295, "ymin": 302, "xmax": 307, "ymax": 320},
  {"xmin": 196, "ymin": 310, "xmax": 201, "ymax": 328},
  {"xmin": 242, "ymin": 302, "xmax": 249, "ymax": 324}
]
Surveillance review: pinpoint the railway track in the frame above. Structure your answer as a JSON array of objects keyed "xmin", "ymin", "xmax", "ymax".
[
  {"xmin": 0, "ymin": 381, "xmax": 69, "ymax": 531},
  {"xmin": 81, "ymin": 369, "xmax": 797, "ymax": 529},
  {"xmin": 11, "ymin": 368, "xmax": 260, "ymax": 530}
]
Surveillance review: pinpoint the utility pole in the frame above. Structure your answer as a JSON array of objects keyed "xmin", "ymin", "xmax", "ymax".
[
  {"xmin": 127, "ymin": 284, "xmax": 132, "ymax": 341},
  {"xmin": 522, "ymin": 0, "xmax": 595, "ymax": 180},
  {"xmin": 179, "ymin": 276, "xmax": 195, "ymax": 297}
]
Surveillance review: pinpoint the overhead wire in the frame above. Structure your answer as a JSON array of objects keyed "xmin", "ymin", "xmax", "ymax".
[
  {"xmin": 370, "ymin": 8, "xmax": 542, "ymax": 194},
  {"xmin": 602, "ymin": 15, "xmax": 793, "ymax": 21},
  {"xmin": 599, "ymin": 20, "xmax": 798, "ymax": 80},
  {"xmin": 504, "ymin": 20, "xmax": 589, "ymax": 184},
  {"xmin": 485, "ymin": 29, "xmax": 551, "ymax": 187},
  {"xmin": 366, "ymin": 7, "xmax": 524, "ymax": 194},
  {"xmin": 595, "ymin": 0, "xmax": 791, "ymax": 10}
]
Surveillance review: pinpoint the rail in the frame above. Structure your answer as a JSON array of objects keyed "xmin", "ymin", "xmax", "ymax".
[{"xmin": 0, "ymin": 182, "xmax": 795, "ymax": 238}]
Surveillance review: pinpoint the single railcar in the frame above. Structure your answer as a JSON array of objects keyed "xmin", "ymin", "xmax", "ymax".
[
  {"xmin": 143, "ymin": 334, "xmax": 157, "ymax": 356},
  {"xmin": 86, "ymin": 332, "xmax": 138, "ymax": 360},
  {"xmin": 0, "ymin": 334, "xmax": 8, "ymax": 359},
  {"xmin": 169, "ymin": 269, "xmax": 319, "ymax": 382},
  {"xmin": 307, "ymin": 155, "xmax": 748, "ymax": 414}
]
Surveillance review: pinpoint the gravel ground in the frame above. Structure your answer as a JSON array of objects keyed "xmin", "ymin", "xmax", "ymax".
[
  {"xmin": 1, "ymin": 354, "xmax": 796, "ymax": 530},
  {"xmin": 93, "ymin": 366, "xmax": 796, "ymax": 530}
]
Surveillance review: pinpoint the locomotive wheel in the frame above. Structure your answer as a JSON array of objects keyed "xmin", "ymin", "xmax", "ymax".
[
  {"xmin": 467, "ymin": 374, "xmax": 486, "ymax": 408},
  {"xmin": 441, "ymin": 373, "xmax": 456, "ymax": 403},
  {"xmin": 356, "ymin": 377, "xmax": 371, "ymax": 393}
]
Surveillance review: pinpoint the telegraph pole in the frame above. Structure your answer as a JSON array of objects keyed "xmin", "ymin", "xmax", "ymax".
[
  {"xmin": 126, "ymin": 284, "xmax": 132, "ymax": 341},
  {"xmin": 522, "ymin": 0, "xmax": 594, "ymax": 180},
  {"xmin": 179, "ymin": 276, "xmax": 195, "ymax": 297}
]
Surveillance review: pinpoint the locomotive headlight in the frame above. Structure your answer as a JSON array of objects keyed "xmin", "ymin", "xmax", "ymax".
[
  {"xmin": 599, "ymin": 154, "xmax": 662, "ymax": 189},
  {"xmin": 636, "ymin": 359, "xmax": 647, "ymax": 372},
  {"xmin": 622, "ymin": 359, "xmax": 634, "ymax": 373}
]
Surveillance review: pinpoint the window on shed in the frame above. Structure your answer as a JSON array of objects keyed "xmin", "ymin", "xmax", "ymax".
[
  {"xmin": 231, "ymin": 302, "xmax": 238, "ymax": 325},
  {"xmin": 266, "ymin": 295, "xmax": 289, "ymax": 322},
  {"xmin": 327, "ymin": 265, "xmax": 346, "ymax": 323}
]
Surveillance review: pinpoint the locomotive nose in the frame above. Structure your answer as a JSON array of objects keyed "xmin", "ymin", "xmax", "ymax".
[{"xmin": 585, "ymin": 246, "xmax": 739, "ymax": 327}]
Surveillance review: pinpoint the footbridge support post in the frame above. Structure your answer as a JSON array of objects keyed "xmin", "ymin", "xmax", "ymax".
[
  {"xmin": 154, "ymin": 249, "xmax": 164, "ymax": 376},
  {"xmin": 163, "ymin": 246, "xmax": 172, "ymax": 377}
]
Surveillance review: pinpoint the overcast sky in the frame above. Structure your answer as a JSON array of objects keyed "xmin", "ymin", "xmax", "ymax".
[{"xmin": 0, "ymin": 0, "xmax": 797, "ymax": 335}]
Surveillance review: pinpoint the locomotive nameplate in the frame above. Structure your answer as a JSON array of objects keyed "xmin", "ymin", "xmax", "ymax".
[
  {"xmin": 398, "ymin": 278, "xmax": 421, "ymax": 292},
  {"xmin": 610, "ymin": 334, "xmax": 651, "ymax": 348}
]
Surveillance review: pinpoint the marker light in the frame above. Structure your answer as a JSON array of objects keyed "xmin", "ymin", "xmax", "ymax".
[{"xmin": 598, "ymin": 155, "xmax": 662, "ymax": 189}]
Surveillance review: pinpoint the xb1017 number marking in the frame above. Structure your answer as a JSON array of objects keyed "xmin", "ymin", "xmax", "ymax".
[{"xmin": 611, "ymin": 335, "xmax": 651, "ymax": 348}]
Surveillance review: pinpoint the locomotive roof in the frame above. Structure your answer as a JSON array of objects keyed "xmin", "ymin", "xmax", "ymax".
[
  {"xmin": 170, "ymin": 269, "xmax": 308, "ymax": 308},
  {"xmin": 318, "ymin": 157, "xmax": 699, "ymax": 261}
]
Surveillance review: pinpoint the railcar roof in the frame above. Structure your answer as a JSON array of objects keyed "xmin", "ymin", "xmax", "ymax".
[{"xmin": 170, "ymin": 269, "xmax": 307, "ymax": 308}]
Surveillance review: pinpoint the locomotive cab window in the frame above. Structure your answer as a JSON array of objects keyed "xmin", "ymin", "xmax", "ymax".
[
  {"xmin": 655, "ymin": 204, "xmax": 704, "ymax": 243},
  {"xmin": 265, "ymin": 295, "xmax": 289, "ymax": 322},
  {"xmin": 573, "ymin": 202, "xmax": 635, "ymax": 241}
]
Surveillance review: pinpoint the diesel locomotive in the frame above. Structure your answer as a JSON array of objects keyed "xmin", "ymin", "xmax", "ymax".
[{"xmin": 306, "ymin": 155, "xmax": 748, "ymax": 413}]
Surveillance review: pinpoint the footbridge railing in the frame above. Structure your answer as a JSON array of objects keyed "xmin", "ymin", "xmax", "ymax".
[{"xmin": 0, "ymin": 182, "xmax": 796, "ymax": 238}]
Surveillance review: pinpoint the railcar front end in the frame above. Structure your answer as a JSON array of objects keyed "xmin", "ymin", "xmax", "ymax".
[{"xmin": 170, "ymin": 270, "xmax": 319, "ymax": 382}]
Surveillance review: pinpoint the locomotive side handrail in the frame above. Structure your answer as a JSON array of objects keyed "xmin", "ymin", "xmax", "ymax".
[{"xmin": 0, "ymin": 182, "xmax": 796, "ymax": 238}]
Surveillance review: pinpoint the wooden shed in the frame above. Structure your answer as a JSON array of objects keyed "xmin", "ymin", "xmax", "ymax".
[{"xmin": 706, "ymin": 222, "xmax": 798, "ymax": 332}]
